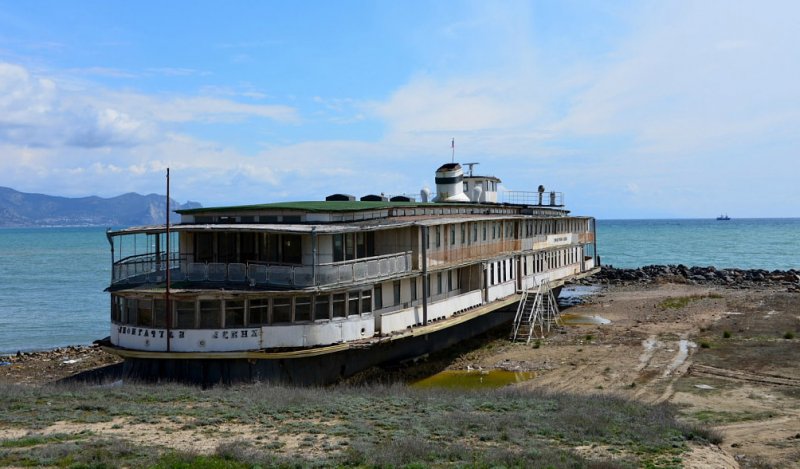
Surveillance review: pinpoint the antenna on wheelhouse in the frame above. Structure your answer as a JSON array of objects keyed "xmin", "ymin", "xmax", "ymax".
[{"xmin": 165, "ymin": 168, "xmax": 172, "ymax": 353}]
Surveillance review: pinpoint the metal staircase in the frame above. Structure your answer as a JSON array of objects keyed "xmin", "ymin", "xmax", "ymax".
[{"xmin": 511, "ymin": 280, "xmax": 561, "ymax": 343}]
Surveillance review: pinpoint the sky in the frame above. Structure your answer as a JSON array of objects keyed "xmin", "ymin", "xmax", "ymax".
[{"xmin": 0, "ymin": 0, "xmax": 798, "ymax": 219}]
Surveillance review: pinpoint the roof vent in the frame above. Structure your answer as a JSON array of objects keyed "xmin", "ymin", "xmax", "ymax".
[
  {"xmin": 360, "ymin": 194, "xmax": 388, "ymax": 202},
  {"xmin": 326, "ymin": 193, "xmax": 355, "ymax": 201},
  {"xmin": 390, "ymin": 195, "xmax": 414, "ymax": 202}
]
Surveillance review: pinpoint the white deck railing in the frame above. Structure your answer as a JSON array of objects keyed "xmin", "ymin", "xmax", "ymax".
[{"xmin": 112, "ymin": 251, "xmax": 412, "ymax": 288}]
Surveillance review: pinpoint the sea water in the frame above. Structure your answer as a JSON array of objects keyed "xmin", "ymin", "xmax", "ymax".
[
  {"xmin": 597, "ymin": 218, "xmax": 800, "ymax": 270},
  {"xmin": 0, "ymin": 219, "xmax": 798, "ymax": 353}
]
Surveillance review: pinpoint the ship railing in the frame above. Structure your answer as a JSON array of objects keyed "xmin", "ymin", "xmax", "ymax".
[
  {"xmin": 111, "ymin": 252, "xmax": 185, "ymax": 284},
  {"xmin": 112, "ymin": 251, "xmax": 413, "ymax": 288},
  {"xmin": 500, "ymin": 190, "xmax": 563, "ymax": 207}
]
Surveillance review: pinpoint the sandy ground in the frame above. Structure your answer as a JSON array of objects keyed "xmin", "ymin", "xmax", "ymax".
[
  {"xmin": 1, "ymin": 283, "xmax": 798, "ymax": 468},
  {"xmin": 451, "ymin": 283, "xmax": 800, "ymax": 468}
]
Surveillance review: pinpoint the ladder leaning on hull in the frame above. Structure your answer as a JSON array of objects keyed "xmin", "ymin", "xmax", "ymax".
[{"xmin": 510, "ymin": 279, "xmax": 561, "ymax": 343}]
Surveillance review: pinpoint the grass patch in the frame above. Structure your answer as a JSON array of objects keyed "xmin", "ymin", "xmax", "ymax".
[
  {"xmin": 691, "ymin": 410, "xmax": 777, "ymax": 425},
  {"xmin": 0, "ymin": 382, "xmax": 719, "ymax": 468},
  {"xmin": 0, "ymin": 433, "xmax": 83, "ymax": 448},
  {"xmin": 660, "ymin": 293, "xmax": 721, "ymax": 310}
]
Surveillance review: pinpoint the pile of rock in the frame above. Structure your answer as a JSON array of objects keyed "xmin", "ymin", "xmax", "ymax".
[{"xmin": 586, "ymin": 265, "xmax": 800, "ymax": 291}]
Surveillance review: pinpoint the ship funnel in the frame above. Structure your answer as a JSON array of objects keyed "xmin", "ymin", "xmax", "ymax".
[
  {"xmin": 432, "ymin": 163, "xmax": 470, "ymax": 203},
  {"xmin": 420, "ymin": 187, "xmax": 431, "ymax": 203}
]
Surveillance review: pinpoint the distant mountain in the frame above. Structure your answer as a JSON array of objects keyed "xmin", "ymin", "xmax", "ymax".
[{"xmin": 0, "ymin": 187, "xmax": 202, "ymax": 227}]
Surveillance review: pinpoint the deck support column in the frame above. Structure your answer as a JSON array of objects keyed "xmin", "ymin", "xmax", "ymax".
[{"xmin": 421, "ymin": 226, "xmax": 429, "ymax": 326}]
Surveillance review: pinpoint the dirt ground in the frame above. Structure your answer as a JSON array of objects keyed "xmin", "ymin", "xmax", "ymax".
[
  {"xmin": 449, "ymin": 283, "xmax": 800, "ymax": 468},
  {"xmin": 1, "ymin": 282, "xmax": 798, "ymax": 468}
]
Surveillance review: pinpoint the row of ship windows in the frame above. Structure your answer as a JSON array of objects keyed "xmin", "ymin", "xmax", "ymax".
[
  {"xmin": 428, "ymin": 219, "xmax": 589, "ymax": 249},
  {"xmin": 111, "ymin": 289, "xmax": 376, "ymax": 329}
]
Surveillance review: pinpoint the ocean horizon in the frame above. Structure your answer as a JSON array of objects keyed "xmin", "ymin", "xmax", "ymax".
[{"xmin": 1, "ymin": 218, "xmax": 798, "ymax": 354}]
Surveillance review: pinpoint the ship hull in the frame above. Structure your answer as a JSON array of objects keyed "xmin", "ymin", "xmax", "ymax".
[{"xmin": 115, "ymin": 304, "xmax": 520, "ymax": 386}]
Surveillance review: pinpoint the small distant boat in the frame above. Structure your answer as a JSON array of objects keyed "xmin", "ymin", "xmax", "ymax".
[{"xmin": 716, "ymin": 214, "xmax": 731, "ymax": 221}]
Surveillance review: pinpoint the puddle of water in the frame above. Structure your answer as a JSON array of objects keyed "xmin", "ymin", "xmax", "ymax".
[
  {"xmin": 559, "ymin": 313, "xmax": 611, "ymax": 325},
  {"xmin": 411, "ymin": 369, "xmax": 536, "ymax": 390},
  {"xmin": 558, "ymin": 285, "xmax": 602, "ymax": 307}
]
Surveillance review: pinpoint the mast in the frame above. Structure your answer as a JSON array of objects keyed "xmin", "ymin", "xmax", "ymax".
[{"xmin": 166, "ymin": 168, "xmax": 172, "ymax": 352}]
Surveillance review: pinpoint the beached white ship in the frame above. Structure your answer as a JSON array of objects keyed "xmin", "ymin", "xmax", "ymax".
[{"xmin": 102, "ymin": 162, "xmax": 599, "ymax": 384}]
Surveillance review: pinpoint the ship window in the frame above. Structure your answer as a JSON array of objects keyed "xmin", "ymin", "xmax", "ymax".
[
  {"xmin": 460, "ymin": 224, "xmax": 465, "ymax": 244},
  {"xmin": 249, "ymin": 299, "xmax": 268, "ymax": 325},
  {"xmin": 218, "ymin": 232, "xmax": 238, "ymax": 263},
  {"xmin": 365, "ymin": 232, "xmax": 375, "ymax": 257},
  {"xmin": 450, "ymin": 225, "xmax": 456, "ymax": 245},
  {"xmin": 437, "ymin": 272, "xmax": 443, "ymax": 294},
  {"xmin": 473, "ymin": 224, "xmax": 478, "ymax": 242},
  {"xmin": 294, "ymin": 296, "xmax": 312, "ymax": 322},
  {"xmin": 333, "ymin": 234, "xmax": 344, "ymax": 262},
  {"xmin": 490, "ymin": 263, "xmax": 495, "ymax": 285},
  {"xmin": 195, "ymin": 232, "xmax": 213, "ymax": 263},
  {"xmin": 154, "ymin": 299, "xmax": 167, "ymax": 328},
  {"xmin": 126, "ymin": 299, "xmax": 138, "ymax": 325},
  {"xmin": 374, "ymin": 284, "xmax": 383, "ymax": 310},
  {"xmin": 176, "ymin": 301, "xmax": 196, "ymax": 328},
  {"xmin": 411, "ymin": 278, "xmax": 417, "ymax": 301},
  {"xmin": 345, "ymin": 233, "xmax": 355, "ymax": 260},
  {"xmin": 483, "ymin": 223, "xmax": 487, "ymax": 241},
  {"xmin": 225, "ymin": 300, "xmax": 245, "ymax": 327},
  {"xmin": 199, "ymin": 300, "xmax": 222, "ymax": 328},
  {"xmin": 435, "ymin": 226, "xmax": 441, "ymax": 248},
  {"xmin": 356, "ymin": 232, "xmax": 366, "ymax": 258},
  {"xmin": 348, "ymin": 292, "xmax": 359, "ymax": 316},
  {"xmin": 447, "ymin": 270, "xmax": 453, "ymax": 291},
  {"xmin": 393, "ymin": 281, "xmax": 401, "ymax": 305},
  {"xmin": 111, "ymin": 296, "xmax": 122, "ymax": 322},
  {"xmin": 361, "ymin": 290, "xmax": 372, "ymax": 314},
  {"xmin": 137, "ymin": 299, "xmax": 153, "ymax": 327},
  {"xmin": 283, "ymin": 215, "xmax": 301, "ymax": 223},
  {"xmin": 240, "ymin": 232, "xmax": 257, "ymax": 262},
  {"xmin": 273, "ymin": 298, "xmax": 291, "ymax": 324},
  {"xmin": 315, "ymin": 295, "xmax": 330, "ymax": 321},
  {"xmin": 332, "ymin": 293, "xmax": 347, "ymax": 318},
  {"xmin": 281, "ymin": 235, "xmax": 302, "ymax": 264}
]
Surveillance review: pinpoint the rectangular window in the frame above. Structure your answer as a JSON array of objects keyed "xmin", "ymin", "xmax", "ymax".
[
  {"xmin": 435, "ymin": 226, "xmax": 441, "ymax": 247},
  {"xmin": 345, "ymin": 233, "xmax": 355, "ymax": 261},
  {"xmin": 460, "ymin": 224, "xmax": 466, "ymax": 244},
  {"xmin": 473, "ymin": 223, "xmax": 478, "ymax": 242},
  {"xmin": 450, "ymin": 225, "xmax": 456, "ymax": 245},
  {"xmin": 348, "ymin": 292, "xmax": 360, "ymax": 316},
  {"xmin": 314, "ymin": 295, "xmax": 330, "ymax": 321},
  {"xmin": 447, "ymin": 270, "xmax": 453, "ymax": 291},
  {"xmin": 374, "ymin": 284, "xmax": 383, "ymax": 310},
  {"xmin": 490, "ymin": 263, "xmax": 495, "ymax": 285},
  {"xmin": 225, "ymin": 300, "xmax": 245, "ymax": 327},
  {"xmin": 176, "ymin": 300, "xmax": 196, "ymax": 328},
  {"xmin": 333, "ymin": 234, "xmax": 344, "ymax": 262},
  {"xmin": 137, "ymin": 299, "xmax": 153, "ymax": 327},
  {"xmin": 272, "ymin": 298, "xmax": 292, "ymax": 324},
  {"xmin": 482, "ymin": 223, "xmax": 487, "ymax": 241},
  {"xmin": 411, "ymin": 279, "xmax": 417, "ymax": 301},
  {"xmin": 294, "ymin": 296, "xmax": 312, "ymax": 322},
  {"xmin": 361, "ymin": 290, "xmax": 372, "ymax": 314},
  {"xmin": 199, "ymin": 300, "xmax": 221, "ymax": 328},
  {"xmin": 126, "ymin": 298, "xmax": 138, "ymax": 325},
  {"xmin": 332, "ymin": 293, "xmax": 347, "ymax": 318},
  {"xmin": 248, "ymin": 299, "xmax": 268, "ymax": 325},
  {"xmin": 154, "ymin": 299, "xmax": 167, "ymax": 328},
  {"xmin": 437, "ymin": 272, "xmax": 443, "ymax": 294},
  {"xmin": 393, "ymin": 280, "xmax": 401, "ymax": 305}
]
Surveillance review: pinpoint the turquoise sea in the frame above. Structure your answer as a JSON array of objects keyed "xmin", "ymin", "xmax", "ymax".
[{"xmin": 1, "ymin": 219, "xmax": 798, "ymax": 354}]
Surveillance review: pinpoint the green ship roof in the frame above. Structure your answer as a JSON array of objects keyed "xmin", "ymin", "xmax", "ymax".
[{"xmin": 176, "ymin": 200, "xmax": 427, "ymax": 214}]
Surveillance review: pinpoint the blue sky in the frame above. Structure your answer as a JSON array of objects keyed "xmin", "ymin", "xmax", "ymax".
[{"xmin": 0, "ymin": 0, "xmax": 797, "ymax": 219}]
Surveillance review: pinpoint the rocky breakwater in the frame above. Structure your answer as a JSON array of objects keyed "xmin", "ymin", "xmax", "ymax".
[{"xmin": 587, "ymin": 265, "xmax": 800, "ymax": 292}]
